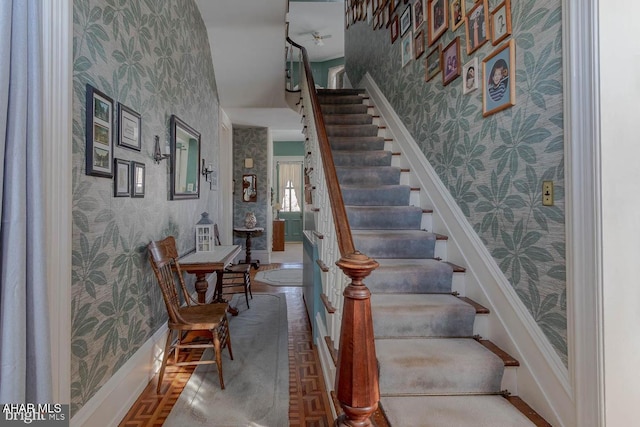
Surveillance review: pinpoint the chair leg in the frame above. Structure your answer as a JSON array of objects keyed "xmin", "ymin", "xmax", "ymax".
[
  {"xmin": 157, "ymin": 329, "xmax": 173, "ymax": 394},
  {"xmin": 213, "ymin": 330, "xmax": 224, "ymax": 389}
]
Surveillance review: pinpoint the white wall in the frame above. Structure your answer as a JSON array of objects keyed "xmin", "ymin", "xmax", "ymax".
[{"xmin": 599, "ymin": 2, "xmax": 640, "ymax": 425}]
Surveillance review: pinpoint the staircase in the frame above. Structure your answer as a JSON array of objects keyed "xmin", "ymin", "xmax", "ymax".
[{"xmin": 317, "ymin": 88, "xmax": 549, "ymax": 426}]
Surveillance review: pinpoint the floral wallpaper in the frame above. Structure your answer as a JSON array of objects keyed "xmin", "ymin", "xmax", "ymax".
[
  {"xmin": 233, "ymin": 128, "xmax": 269, "ymax": 251},
  {"xmin": 72, "ymin": 0, "xmax": 220, "ymax": 415},
  {"xmin": 345, "ymin": 0, "xmax": 567, "ymax": 364}
]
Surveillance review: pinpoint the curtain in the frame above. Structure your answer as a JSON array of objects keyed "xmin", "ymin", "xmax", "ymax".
[
  {"xmin": 277, "ymin": 162, "xmax": 301, "ymax": 211},
  {"xmin": 0, "ymin": 0, "xmax": 52, "ymax": 403}
]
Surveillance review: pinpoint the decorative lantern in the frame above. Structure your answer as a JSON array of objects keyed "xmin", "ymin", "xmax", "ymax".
[{"xmin": 195, "ymin": 212, "xmax": 214, "ymax": 252}]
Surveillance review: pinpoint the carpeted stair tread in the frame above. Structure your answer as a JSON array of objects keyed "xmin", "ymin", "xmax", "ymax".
[
  {"xmin": 321, "ymin": 103, "xmax": 369, "ymax": 115},
  {"xmin": 371, "ymin": 294, "xmax": 475, "ymax": 338},
  {"xmin": 352, "ymin": 230, "xmax": 437, "ymax": 259},
  {"xmin": 325, "ymin": 124, "xmax": 379, "ymax": 137},
  {"xmin": 376, "ymin": 338, "xmax": 505, "ymax": 394},
  {"xmin": 336, "ymin": 166, "xmax": 401, "ymax": 186},
  {"xmin": 346, "ymin": 205, "xmax": 423, "ymax": 229},
  {"xmin": 341, "ymin": 185, "xmax": 412, "ymax": 206},
  {"xmin": 332, "ymin": 150, "xmax": 392, "ymax": 166},
  {"xmin": 323, "ymin": 113, "xmax": 373, "ymax": 125},
  {"xmin": 380, "ymin": 395, "xmax": 536, "ymax": 426},
  {"xmin": 329, "ymin": 135, "xmax": 386, "ymax": 151},
  {"xmin": 366, "ymin": 258, "xmax": 454, "ymax": 293}
]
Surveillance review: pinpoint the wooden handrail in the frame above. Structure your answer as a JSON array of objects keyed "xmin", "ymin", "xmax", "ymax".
[{"xmin": 287, "ymin": 37, "xmax": 380, "ymax": 427}]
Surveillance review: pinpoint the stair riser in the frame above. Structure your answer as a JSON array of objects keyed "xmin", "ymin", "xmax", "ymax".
[
  {"xmin": 337, "ymin": 167, "xmax": 401, "ymax": 186},
  {"xmin": 346, "ymin": 207, "xmax": 423, "ymax": 230},
  {"xmin": 329, "ymin": 137, "xmax": 385, "ymax": 151},
  {"xmin": 332, "ymin": 151, "xmax": 392, "ymax": 167},
  {"xmin": 341, "ymin": 186, "xmax": 411, "ymax": 206},
  {"xmin": 353, "ymin": 235, "xmax": 436, "ymax": 259},
  {"xmin": 321, "ymin": 104, "xmax": 369, "ymax": 114},
  {"xmin": 326, "ymin": 124, "xmax": 379, "ymax": 137},
  {"xmin": 323, "ymin": 114, "xmax": 373, "ymax": 125}
]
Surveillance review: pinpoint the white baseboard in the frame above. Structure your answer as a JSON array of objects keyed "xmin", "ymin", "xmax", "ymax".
[
  {"xmin": 360, "ymin": 72, "xmax": 573, "ymax": 427},
  {"xmin": 70, "ymin": 326, "xmax": 168, "ymax": 427}
]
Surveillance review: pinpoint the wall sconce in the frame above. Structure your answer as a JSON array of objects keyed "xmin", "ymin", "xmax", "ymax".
[
  {"xmin": 201, "ymin": 159, "xmax": 214, "ymax": 190},
  {"xmin": 153, "ymin": 135, "xmax": 170, "ymax": 164},
  {"xmin": 244, "ymin": 158, "xmax": 254, "ymax": 168}
]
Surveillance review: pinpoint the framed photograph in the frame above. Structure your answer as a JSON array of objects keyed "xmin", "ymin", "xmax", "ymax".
[
  {"xmin": 465, "ymin": 0, "xmax": 488, "ymax": 54},
  {"xmin": 413, "ymin": 0, "xmax": 425, "ymax": 31},
  {"xmin": 462, "ymin": 57, "xmax": 479, "ymax": 94},
  {"xmin": 450, "ymin": 0, "xmax": 466, "ymax": 30},
  {"xmin": 400, "ymin": 5, "xmax": 412, "ymax": 36},
  {"xmin": 414, "ymin": 30, "xmax": 425, "ymax": 59},
  {"xmin": 117, "ymin": 103, "xmax": 141, "ymax": 151},
  {"xmin": 131, "ymin": 161, "xmax": 145, "ymax": 198},
  {"xmin": 391, "ymin": 14, "xmax": 400, "ymax": 43},
  {"xmin": 482, "ymin": 39, "xmax": 516, "ymax": 116},
  {"xmin": 490, "ymin": 0, "xmax": 512, "ymax": 45},
  {"xmin": 401, "ymin": 34, "xmax": 413, "ymax": 67},
  {"xmin": 427, "ymin": 0, "xmax": 448, "ymax": 46},
  {"xmin": 442, "ymin": 36, "xmax": 461, "ymax": 86},
  {"xmin": 85, "ymin": 84, "xmax": 114, "ymax": 178},
  {"xmin": 114, "ymin": 158, "xmax": 130, "ymax": 197},
  {"xmin": 425, "ymin": 44, "xmax": 442, "ymax": 81}
]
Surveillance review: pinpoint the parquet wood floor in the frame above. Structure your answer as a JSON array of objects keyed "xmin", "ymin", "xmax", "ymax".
[{"xmin": 118, "ymin": 262, "xmax": 334, "ymax": 426}]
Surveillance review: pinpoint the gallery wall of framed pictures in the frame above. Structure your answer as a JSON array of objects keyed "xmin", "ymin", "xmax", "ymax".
[{"xmin": 345, "ymin": 0, "xmax": 515, "ymax": 117}]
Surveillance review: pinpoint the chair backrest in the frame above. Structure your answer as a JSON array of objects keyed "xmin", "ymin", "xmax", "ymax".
[
  {"xmin": 148, "ymin": 236, "xmax": 191, "ymax": 324},
  {"xmin": 214, "ymin": 224, "xmax": 222, "ymax": 246}
]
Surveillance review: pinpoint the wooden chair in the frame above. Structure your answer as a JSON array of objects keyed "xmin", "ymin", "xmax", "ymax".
[
  {"xmin": 148, "ymin": 236, "xmax": 233, "ymax": 393},
  {"xmin": 214, "ymin": 224, "xmax": 253, "ymax": 309}
]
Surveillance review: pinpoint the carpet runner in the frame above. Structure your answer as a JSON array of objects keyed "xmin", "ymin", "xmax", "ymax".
[{"xmin": 318, "ymin": 88, "xmax": 538, "ymax": 426}]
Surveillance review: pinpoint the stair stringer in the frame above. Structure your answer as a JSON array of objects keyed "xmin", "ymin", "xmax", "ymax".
[{"xmin": 360, "ymin": 72, "xmax": 573, "ymax": 427}]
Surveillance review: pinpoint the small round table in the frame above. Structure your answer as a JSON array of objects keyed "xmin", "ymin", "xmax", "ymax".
[{"xmin": 233, "ymin": 226, "xmax": 264, "ymax": 269}]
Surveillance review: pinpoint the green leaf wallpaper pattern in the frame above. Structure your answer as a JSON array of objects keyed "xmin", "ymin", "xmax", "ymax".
[
  {"xmin": 71, "ymin": 0, "xmax": 220, "ymax": 415},
  {"xmin": 345, "ymin": 0, "xmax": 567, "ymax": 364}
]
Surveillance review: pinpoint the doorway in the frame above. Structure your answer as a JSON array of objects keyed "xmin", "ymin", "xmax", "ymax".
[{"xmin": 275, "ymin": 159, "xmax": 303, "ymax": 242}]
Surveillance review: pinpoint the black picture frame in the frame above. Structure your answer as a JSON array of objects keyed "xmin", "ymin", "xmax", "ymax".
[
  {"xmin": 131, "ymin": 161, "xmax": 145, "ymax": 198},
  {"xmin": 114, "ymin": 158, "xmax": 130, "ymax": 197},
  {"xmin": 85, "ymin": 84, "xmax": 114, "ymax": 177},
  {"xmin": 117, "ymin": 103, "xmax": 141, "ymax": 151}
]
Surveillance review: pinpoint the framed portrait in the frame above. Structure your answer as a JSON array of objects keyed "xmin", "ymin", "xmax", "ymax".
[
  {"xmin": 400, "ymin": 5, "xmax": 412, "ymax": 36},
  {"xmin": 450, "ymin": 0, "xmax": 466, "ymax": 30},
  {"xmin": 465, "ymin": 0, "xmax": 488, "ymax": 55},
  {"xmin": 427, "ymin": 0, "xmax": 448, "ymax": 46},
  {"xmin": 131, "ymin": 161, "xmax": 145, "ymax": 198},
  {"xmin": 490, "ymin": 0, "xmax": 512, "ymax": 45},
  {"xmin": 414, "ymin": 30, "xmax": 426, "ymax": 59},
  {"xmin": 117, "ymin": 103, "xmax": 141, "ymax": 151},
  {"xmin": 442, "ymin": 36, "xmax": 461, "ymax": 86},
  {"xmin": 401, "ymin": 34, "xmax": 413, "ymax": 68},
  {"xmin": 462, "ymin": 57, "xmax": 479, "ymax": 94},
  {"xmin": 413, "ymin": 0, "xmax": 425, "ymax": 31},
  {"xmin": 85, "ymin": 84, "xmax": 114, "ymax": 178},
  {"xmin": 424, "ymin": 44, "xmax": 442, "ymax": 81},
  {"xmin": 482, "ymin": 39, "xmax": 516, "ymax": 116},
  {"xmin": 391, "ymin": 14, "xmax": 400, "ymax": 43},
  {"xmin": 114, "ymin": 158, "xmax": 130, "ymax": 197}
]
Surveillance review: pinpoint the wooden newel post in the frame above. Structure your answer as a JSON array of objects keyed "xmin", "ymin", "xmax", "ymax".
[{"xmin": 334, "ymin": 251, "xmax": 380, "ymax": 427}]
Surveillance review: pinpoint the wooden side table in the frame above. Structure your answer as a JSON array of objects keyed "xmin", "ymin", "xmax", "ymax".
[
  {"xmin": 233, "ymin": 226, "xmax": 264, "ymax": 269},
  {"xmin": 273, "ymin": 219, "xmax": 285, "ymax": 251}
]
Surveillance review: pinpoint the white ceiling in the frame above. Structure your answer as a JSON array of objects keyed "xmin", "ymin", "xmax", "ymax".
[{"xmin": 195, "ymin": 0, "xmax": 345, "ymax": 141}]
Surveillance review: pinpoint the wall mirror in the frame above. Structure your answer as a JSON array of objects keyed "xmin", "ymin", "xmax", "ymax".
[
  {"xmin": 242, "ymin": 174, "xmax": 257, "ymax": 202},
  {"xmin": 170, "ymin": 115, "xmax": 200, "ymax": 200}
]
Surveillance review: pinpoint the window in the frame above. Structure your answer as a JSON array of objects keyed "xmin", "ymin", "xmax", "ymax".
[{"xmin": 277, "ymin": 162, "xmax": 302, "ymax": 212}]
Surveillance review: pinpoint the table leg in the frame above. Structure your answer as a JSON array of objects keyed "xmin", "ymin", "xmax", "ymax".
[{"xmin": 194, "ymin": 273, "xmax": 208, "ymax": 304}]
